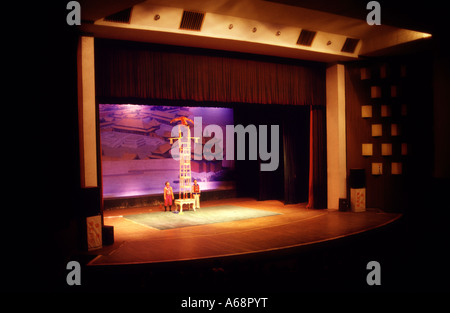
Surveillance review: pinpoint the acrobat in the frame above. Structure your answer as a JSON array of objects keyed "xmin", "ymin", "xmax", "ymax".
[
  {"xmin": 192, "ymin": 179, "xmax": 201, "ymax": 209},
  {"xmin": 164, "ymin": 181, "xmax": 174, "ymax": 211},
  {"xmin": 170, "ymin": 116, "xmax": 194, "ymax": 126}
]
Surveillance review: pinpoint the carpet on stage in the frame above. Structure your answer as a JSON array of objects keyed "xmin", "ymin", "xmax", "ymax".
[{"xmin": 124, "ymin": 205, "xmax": 281, "ymax": 230}]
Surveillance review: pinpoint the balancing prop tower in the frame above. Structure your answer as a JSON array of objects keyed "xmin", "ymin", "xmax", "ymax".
[{"xmin": 169, "ymin": 116, "xmax": 199, "ymax": 213}]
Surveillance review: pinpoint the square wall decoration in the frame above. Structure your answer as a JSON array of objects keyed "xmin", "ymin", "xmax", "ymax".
[
  {"xmin": 401, "ymin": 143, "xmax": 408, "ymax": 155},
  {"xmin": 381, "ymin": 105, "xmax": 391, "ymax": 117},
  {"xmin": 372, "ymin": 163, "xmax": 383, "ymax": 175},
  {"xmin": 361, "ymin": 105, "xmax": 372, "ymax": 118},
  {"xmin": 371, "ymin": 86, "xmax": 382, "ymax": 98},
  {"xmin": 372, "ymin": 124, "xmax": 382, "ymax": 137},
  {"xmin": 381, "ymin": 143, "xmax": 393, "ymax": 156},
  {"xmin": 391, "ymin": 85, "xmax": 398, "ymax": 97},
  {"xmin": 362, "ymin": 143, "xmax": 373, "ymax": 156},
  {"xmin": 391, "ymin": 124, "xmax": 399, "ymax": 136},
  {"xmin": 361, "ymin": 67, "xmax": 371, "ymax": 80},
  {"xmin": 391, "ymin": 162, "xmax": 402, "ymax": 175}
]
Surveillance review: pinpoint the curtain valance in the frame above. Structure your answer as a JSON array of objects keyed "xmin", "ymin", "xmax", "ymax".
[{"xmin": 95, "ymin": 39, "xmax": 326, "ymax": 106}]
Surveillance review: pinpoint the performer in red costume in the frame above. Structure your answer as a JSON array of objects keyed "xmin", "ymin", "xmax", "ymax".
[
  {"xmin": 170, "ymin": 116, "xmax": 194, "ymax": 126},
  {"xmin": 192, "ymin": 179, "xmax": 201, "ymax": 210},
  {"xmin": 164, "ymin": 181, "xmax": 174, "ymax": 211}
]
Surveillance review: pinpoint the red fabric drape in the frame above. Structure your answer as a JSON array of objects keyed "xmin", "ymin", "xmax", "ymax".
[
  {"xmin": 307, "ymin": 106, "xmax": 327, "ymax": 209},
  {"xmin": 95, "ymin": 40, "xmax": 326, "ymax": 106},
  {"xmin": 307, "ymin": 108, "xmax": 315, "ymax": 209}
]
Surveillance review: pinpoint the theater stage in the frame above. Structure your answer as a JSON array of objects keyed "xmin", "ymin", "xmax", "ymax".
[{"xmin": 88, "ymin": 198, "xmax": 401, "ymax": 266}]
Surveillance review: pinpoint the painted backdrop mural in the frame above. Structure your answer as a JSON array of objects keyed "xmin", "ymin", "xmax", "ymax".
[{"xmin": 100, "ymin": 104, "xmax": 235, "ymax": 198}]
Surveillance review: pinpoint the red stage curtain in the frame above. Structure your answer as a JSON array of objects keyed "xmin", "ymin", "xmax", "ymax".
[
  {"xmin": 282, "ymin": 106, "xmax": 310, "ymax": 204},
  {"xmin": 307, "ymin": 106, "xmax": 327, "ymax": 209},
  {"xmin": 95, "ymin": 39, "xmax": 326, "ymax": 106}
]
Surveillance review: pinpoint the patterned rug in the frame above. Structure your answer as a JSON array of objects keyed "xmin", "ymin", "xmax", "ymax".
[{"xmin": 124, "ymin": 205, "xmax": 281, "ymax": 230}]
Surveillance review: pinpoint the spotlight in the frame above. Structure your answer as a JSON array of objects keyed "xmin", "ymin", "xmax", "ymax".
[
  {"xmin": 252, "ymin": 27, "xmax": 257, "ymax": 32},
  {"xmin": 276, "ymin": 31, "xmax": 281, "ymax": 36},
  {"xmin": 228, "ymin": 24, "xmax": 233, "ymax": 29},
  {"xmin": 327, "ymin": 40, "xmax": 332, "ymax": 45},
  {"xmin": 154, "ymin": 14, "xmax": 160, "ymax": 20}
]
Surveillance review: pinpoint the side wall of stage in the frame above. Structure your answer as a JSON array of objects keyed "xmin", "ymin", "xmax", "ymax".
[{"xmin": 344, "ymin": 54, "xmax": 434, "ymax": 212}]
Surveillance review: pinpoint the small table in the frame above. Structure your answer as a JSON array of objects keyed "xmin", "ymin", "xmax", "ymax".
[{"xmin": 174, "ymin": 199, "xmax": 196, "ymax": 213}]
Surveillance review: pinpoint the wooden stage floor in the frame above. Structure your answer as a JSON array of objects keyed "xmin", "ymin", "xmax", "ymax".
[{"xmin": 89, "ymin": 198, "xmax": 401, "ymax": 266}]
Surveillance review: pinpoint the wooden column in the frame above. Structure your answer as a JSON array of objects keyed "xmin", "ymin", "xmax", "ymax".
[
  {"xmin": 326, "ymin": 64, "xmax": 347, "ymax": 209},
  {"xmin": 77, "ymin": 36, "xmax": 97, "ymax": 188}
]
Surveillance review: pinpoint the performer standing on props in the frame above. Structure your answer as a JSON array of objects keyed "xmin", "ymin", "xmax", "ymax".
[
  {"xmin": 192, "ymin": 179, "xmax": 201, "ymax": 209},
  {"xmin": 164, "ymin": 181, "xmax": 174, "ymax": 211}
]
